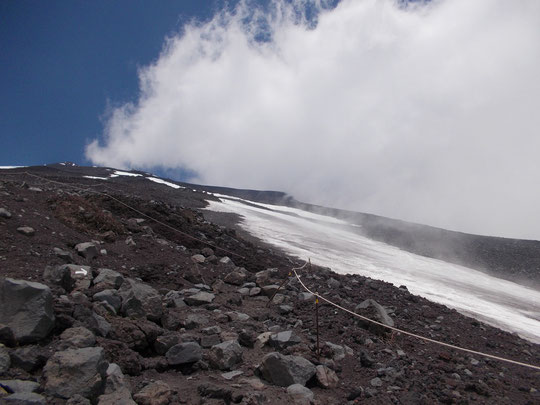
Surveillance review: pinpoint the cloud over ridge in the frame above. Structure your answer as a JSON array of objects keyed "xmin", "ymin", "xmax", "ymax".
[{"xmin": 86, "ymin": 0, "xmax": 540, "ymax": 239}]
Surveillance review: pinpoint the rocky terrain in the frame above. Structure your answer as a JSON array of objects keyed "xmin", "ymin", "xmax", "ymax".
[{"xmin": 0, "ymin": 165, "xmax": 539, "ymax": 404}]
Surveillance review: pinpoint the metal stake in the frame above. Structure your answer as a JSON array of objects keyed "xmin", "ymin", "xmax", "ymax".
[{"xmin": 316, "ymin": 296, "xmax": 320, "ymax": 358}]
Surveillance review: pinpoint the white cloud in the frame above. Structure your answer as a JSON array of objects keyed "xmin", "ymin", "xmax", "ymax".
[{"xmin": 86, "ymin": 0, "xmax": 540, "ymax": 240}]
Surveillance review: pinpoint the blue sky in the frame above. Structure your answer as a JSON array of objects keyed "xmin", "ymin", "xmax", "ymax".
[
  {"xmin": 0, "ymin": 0, "xmax": 240, "ymax": 166},
  {"xmin": 1, "ymin": 0, "xmax": 540, "ymax": 239}
]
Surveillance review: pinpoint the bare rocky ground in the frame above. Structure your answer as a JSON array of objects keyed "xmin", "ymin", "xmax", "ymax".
[{"xmin": 0, "ymin": 165, "xmax": 539, "ymax": 405}]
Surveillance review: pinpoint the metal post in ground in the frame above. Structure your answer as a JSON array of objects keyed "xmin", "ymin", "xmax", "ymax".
[{"xmin": 316, "ymin": 296, "xmax": 320, "ymax": 358}]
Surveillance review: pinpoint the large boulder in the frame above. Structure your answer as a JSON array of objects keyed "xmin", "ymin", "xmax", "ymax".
[
  {"xmin": 354, "ymin": 299, "xmax": 394, "ymax": 335},
  {"xmin": 0, "ymin": 379, "xmax": 40, "ymax": 393},
  {"xmin": 166, "ymin": 342, "xmax": 202, "ymax": 366},
  {"xmin": 224, "ymin": 268, "xmax": 248, "ymax": 286},
  {"xmin": 0, "ymin": 278, "xmax": 55, "ymax": 344},
  {"xmin": 258, "ymin": 352, "xmax": 316, "ymax": 387},
  {"xmin": 93, "ymin": 290, "xmax": 122, "ymax": 314},
  {"xmin": 93, "ymin": 269, "xmax": 124, "ymax": 290},
  {"xmin": 75, "ymin": 242, "xmax": 99, "ymax": 260},
  {"xmin": 208, "ymin": 340, "xmax": 243, "ymax": 371},
  {"xmin": 287, "ymin": 384, "xmax": 314, "ymax": 405},
  {"xmin": 43, "ymin": 347, "xmax": 108, "ymax": 400},
  {"xmin": 9, "ymin": 345, "xmax": 49, "ymax": 372},
  {"xmin": 58, "ymin": 326, "xmax": 96, "ymax": 350},
  {"xmin": 268, "ymin": 331, "xmax": 302, "ymax": 351},
  {"xmin": 119, "ymin": 279, "xmax": 162, "ymax": 322},
  {"xmin": 184, "ymin": 292, "xmax": 215, "ymax": 306}
]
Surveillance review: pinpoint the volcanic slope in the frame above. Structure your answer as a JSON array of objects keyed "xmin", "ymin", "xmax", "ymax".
[{"xmin": 0, "ymin": 164, "xmax": 538, "ymax": 404}]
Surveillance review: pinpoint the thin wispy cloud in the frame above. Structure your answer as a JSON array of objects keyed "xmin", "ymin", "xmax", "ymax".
[{"xmin": 86, "ymin": 0, "xmax": 540, "ymax": 239}]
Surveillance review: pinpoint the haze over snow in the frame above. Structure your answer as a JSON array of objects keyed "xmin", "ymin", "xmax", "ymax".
[{"xmin": 86, "ymin": 0, "xmax": 540, "ymax": 240}]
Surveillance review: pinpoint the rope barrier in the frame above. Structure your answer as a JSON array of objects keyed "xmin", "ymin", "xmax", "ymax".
[
  {"xmin": 0, "ymin": 171, "xmax": 246, "ymax": 259},
  {"xmin": 291, "ymin": 260, "xmax": 540, "ymax": 371}
]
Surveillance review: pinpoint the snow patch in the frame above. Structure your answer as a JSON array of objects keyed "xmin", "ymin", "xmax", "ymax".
[
  {"xmin": 206, "ymin": 197, "xmax": 540, "ymax": 344},
  {"xmin": 147, "ymin": 177, "xmax": 184, "ymax": 189},
  {"xmin": 0, "ymin": 166, "xmax": 25, "ymax": 169},
  {"xmin": 83, "ymin": 176, "xmax": 109, "ymax": 180},
  {"xmin": 112, "ymin": 170, "xmax": 142, "ymax": 177}
]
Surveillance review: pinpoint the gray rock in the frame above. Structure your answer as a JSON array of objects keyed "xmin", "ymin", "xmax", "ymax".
[
  {"xmin": 258, "ymin": 352, "xmax": 316, "ymax": 387},
  {"xmin": 0, "ymin": 324, "xmax": 16, "ymax": 346},
  {"xmin": 97, "ymin": 388, "xmax": 136, "ymax": 405},
  {"xmin": 255, "ymin": 268, "xmax": 278, "ymax": 287},
  {"xmin": 53, "ymin": 248, "xmax": 73, "ymax": 262},
  {"xmin": 43, "ymin": 347, "xmax": 108, "ymax": 400},
  {"xmin": 93, "ymin": 269, "xmax": 124, "ymax": 290},
  {"xmin": 325, "ymin": 342, "xmax": 346, "ymax": 361},
  {"xmin": 58, "ymin": 326, "xmax": 96, "ymax": 349},
  {"xmin": 197, "ymin": 383, "xmax": 232, "ymax": 402},
  {"xmin": 103, "ymin": 363, "xmax": 130, "ymax": 394},
  {"xmin": 93, "ymin": 290, "xmax": 122, "ymax": 314},
  {"xmin": 3, "ymin": 392, "xmax": 46, "ymax": 404},
  {"xmin": 269, "ymin": 331, "xmax": 302, "ymax": 350},
  {"xmin": 298, "ymin": 292, "xmax": 314, "ymax": 302},
  {"xmin": 43, "ymin": 265, "xmax": 73, "ymax": 291},
  {"xmin": 287, "ymin": 384, "xmax": 314, "ymax": 405},
  {"xmin": 133, "ymin": 381, "xmax": 172, "ymax": 405},
  {"xmin": 65, "ymin": 264, "xmax": 93, "ymax": 290},
  {"xmin": 219, "ymin": 256, "xmax": 234, "ymax": 266},
  {"xmin": 16, "ymin": 227, "xmax": 35, "ymax": 237},
  {"xmin": 327, "ymin": 278, "xmax": 341, "ymax": 289},
  {"xmin": 202, "ymin": 326, "xmax": 221, "ymax": 335},
  {"xmin": 315, "ymin": 365, "xmax": 339, "ymax": 388},
  {"xmin": 370, "ymin": 377, "xmax": 383, "ymax": 387},
  {"xmin": 184, "ymin": 313, "xmax": 209, "ymax": 330},
  {"xmin": 201, "ymin": 248, "xmax": 214, "ymax": 257},
  {"xmin": 224, "ymin": 269, "xmax": 247, "ymax": 286},
  {"xmin": 0, "ymin": 208, "xmax": 12, "ymax": 219},
  {"xmin": 66, "ymin": 394, "xmax": 92, "ymax": 405},
  {"xmin": 0, "ymin": 379, "xmax": 39, "ymax": 394},
  {"xmin": 208, "ymin": 340, "xmax": 243, "ymax": 371},
  {"xmin": 201, "ymin": 334, "xmax": 221, "ymax": 348},
  {"xmin": 221, "ymin": 370, "xmax": 243, "ymax": 380},
  {"xmin": 249, "ymin": 287, "xmax": 262, "ymax": 296},
  {"xmin": 75, "ymin": 242, "xmax": 99, "ymax": 260},
  {"xmin": 184, "ymin": 291, "xmax": 215, "ymax": 306},
  {"xmin": 45, "ymin": 264, "xmax": 92, "ymax": 291},
  {"xmin": 279, "ymin": 305, "xmax": 293, "ymax": 315},
  {"xmin": 261, "ymin": 285, "xmax": 280, "ymax": 297},
  {"xmin": 0, "ymin": 344, "xmax": 10, "ymax": 373},
  {"xmin": 191, "ymin": 254, "xmax": 205, "ymax": 263},
  {"xmin": 166, "ymin": 342, "xmax": 202, "ymax": 365},
  {"xmin": 163, "ymin": 290, "xmax": 186, "ymax": 308},
  {"xmin": 119, "ymin": 279, "xmax": 162, "ymax": 322},
  {"xmin": 0, "ymin": 278, "xmax": 55, "ymax": 343},
  {"xmin": 226, "ymin": 311, "xmax": 250, "ymax": 322},
  {"xmin": 9, "ymin": 346, "xmax": 47, "ymax": 372},
  {"xmin": 355, "ymin": 299, "xmax": 394, "ymax": 329},
  {"xmin": 237, "ymin": 287, "xmax": 250, "ymax": 295},
  {"xmin": 87, "ymin": 312, "xmax": 111, "ymax": 337},
  {"xmin": 154, "ymin": 332, "xmax": 180, "ymax": 355}
]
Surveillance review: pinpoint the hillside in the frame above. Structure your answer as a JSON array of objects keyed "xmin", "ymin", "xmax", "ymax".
[{"xmin": 0, "ymin": 164, "xmax": 539, "ymax": 404}]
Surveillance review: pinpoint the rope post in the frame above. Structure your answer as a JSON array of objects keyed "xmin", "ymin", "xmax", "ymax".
[
  {"xmin": 315, "ymin": 296, "xmax": 320, "ymax": 359},
  {"xmin": 266, "ymin": 271, "xmax": 292, "ymax": 307}
]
